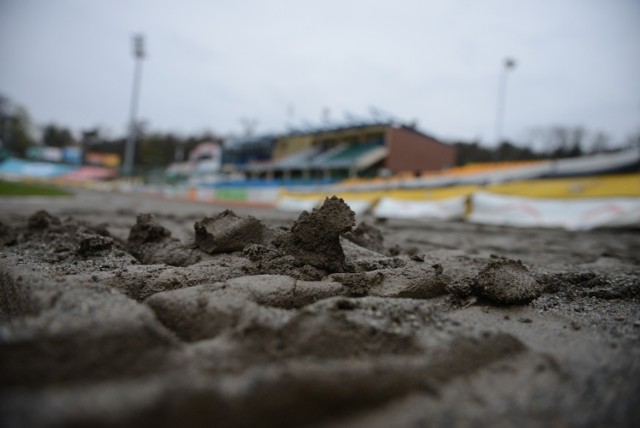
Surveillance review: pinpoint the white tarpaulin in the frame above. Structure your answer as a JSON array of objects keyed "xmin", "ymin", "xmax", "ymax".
[
  {"xmin": 343, "ymin": 199, "xmax": 374, "ymax": 215},
  {"xmin": 373, "ymin": 196, "xmax": 467, "ymax": 220},
  {"xmin": 276, "ymin": 196, "xmax": 320, "ymax": 212},
  {"xmin": 469, "ymin": 191, "xmax": 640, "ymax": 230}
]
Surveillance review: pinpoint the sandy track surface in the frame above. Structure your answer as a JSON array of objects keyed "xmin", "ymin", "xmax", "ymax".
[{"xmin": 1, "ymin": 189, "xmax": 639, "ymax": 427}]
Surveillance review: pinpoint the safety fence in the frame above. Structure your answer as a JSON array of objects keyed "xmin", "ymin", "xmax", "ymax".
[{"xmin": 275, "ymin": 173, "xmax": 640, "ymax": 230}]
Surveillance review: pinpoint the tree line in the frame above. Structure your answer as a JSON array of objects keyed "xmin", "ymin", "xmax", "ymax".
[
  {"xmin": 0, "ymin": 94, "xmax": 222, "ymax": 167},
  {"xmin": 451, "ymin": 126, "xmax": 637, "ymax": 166}
]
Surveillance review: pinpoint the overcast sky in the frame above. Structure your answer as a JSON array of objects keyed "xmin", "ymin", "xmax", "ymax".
[{"xmin": 1, "ymin": 0, "xmax": 639, "ymax": 147}]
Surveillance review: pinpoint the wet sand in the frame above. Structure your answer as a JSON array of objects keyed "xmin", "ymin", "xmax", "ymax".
[{"xmin": 1, "ymin": 189, "xmax": 639, "ymax": 427}]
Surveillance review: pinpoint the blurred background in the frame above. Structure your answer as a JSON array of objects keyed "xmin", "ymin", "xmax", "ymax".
[{"xmin": 0, "ymin": 0, "xmax": 639, "ymax": 229}]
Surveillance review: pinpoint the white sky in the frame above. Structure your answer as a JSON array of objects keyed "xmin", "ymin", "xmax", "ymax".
[{"xmin": 1, "ymin": 0, "xmax": 639, "ymax": 146}]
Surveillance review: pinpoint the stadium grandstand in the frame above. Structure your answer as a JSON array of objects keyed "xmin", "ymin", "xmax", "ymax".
[{"xmin": 221, "ymin": 121, "xmax": 456, "ymax": 182}]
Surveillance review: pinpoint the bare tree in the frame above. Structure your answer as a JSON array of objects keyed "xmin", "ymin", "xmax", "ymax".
[
  {"xmin": 588, "ymin": 131, "xmax": 611, "ymax": 153},
  {"xmin": 526, "ymin": 125, "xmax": 613, "ymax": 158}
]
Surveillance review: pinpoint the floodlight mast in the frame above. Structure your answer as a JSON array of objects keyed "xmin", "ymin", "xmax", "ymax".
[
  {"xmin": 493, "ymin": 57, "xmax": 516, "ymax": 160},
  {"xmin": 123, "ymin": 34, "xmax": 145, "ymax": 176}
]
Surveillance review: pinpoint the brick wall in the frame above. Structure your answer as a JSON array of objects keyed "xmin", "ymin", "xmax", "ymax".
[{"xmin": 384, "ymin": 127, "xmax": 456, "ymax": 174}]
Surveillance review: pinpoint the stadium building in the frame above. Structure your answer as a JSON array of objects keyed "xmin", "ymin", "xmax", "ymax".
[{"xmin": 223, "ymin": 122, "xmax": 456, "ymax": 182}]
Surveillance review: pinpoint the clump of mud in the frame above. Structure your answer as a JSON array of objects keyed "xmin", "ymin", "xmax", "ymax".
[
  {"xmin": 128, "ymin": 213, "xmax": 172, "ymax": 246},
  {"xmin": 238, "ymin": 197, "xmax": 357, "ymax": 279},
  {"xmin": 344, "ymin": 221, "xmax": 385, "ymax": 254},
  {"xmin": 128, "ymin": 213, "xmax": 205, "ymax": 267},
  {"xmin": 27, "ymin": 210, "xmax": 61, "ymax": 230},
  {"xmin": 273, "ymin": 196, "xmax": 355, "ymax": 272},
  {"xmin": 194, "ymin": 210, "xmax": 270, "ymax": 254},
  {"xmin": 448, "ymin": 258, "xmax": 542, "ymax": 304},
  {"xmin": 0, "ymin": 220, "xmax": 17, "ymax": 246},
  {"xmin": 76, "ymin": 231, "xmax": 114, "ymax": 255}
]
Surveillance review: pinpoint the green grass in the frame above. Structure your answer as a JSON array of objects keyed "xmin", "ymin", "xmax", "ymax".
[
  {"xmin": 215, "ymin": 187, "xmax": 248, "ymax": 201},
  {"xmin": 0, "ymin": 180, "xmax": 72, "ymax": 196}
]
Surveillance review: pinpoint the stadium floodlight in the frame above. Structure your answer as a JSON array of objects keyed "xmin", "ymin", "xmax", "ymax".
[
  {"xmin": 494, "ymin": 57, "xmax": 517, "ymax": 158},
  {"xmin": 123, "ymin": 34, "xmax": 146, "ymax": 176}
]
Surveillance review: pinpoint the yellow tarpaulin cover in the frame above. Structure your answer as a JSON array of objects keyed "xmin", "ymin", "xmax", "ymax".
[
  {"xmin": 279, "ymin": 174, "xmax": 640, "ymax": 203},
  {"xmin": 487, "ymin": 173, "xmax": 640, "ymax": 199}
]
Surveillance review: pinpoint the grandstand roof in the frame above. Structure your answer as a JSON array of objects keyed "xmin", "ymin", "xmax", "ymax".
[
  {"xmin": 225, "ymin": 121, "xmax": 439, "ymax": 149},
  {"xmin": 243, "ymin": 141, "xmax": 387, "ymax": 173}
]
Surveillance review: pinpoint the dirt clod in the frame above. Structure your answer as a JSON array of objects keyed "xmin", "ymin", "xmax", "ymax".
[
  {"xmin": 0, "ymin": 221, "xmax": 17, "ymax": 246},
  {"xmin": 194, "ymin": 210, "xmax": 267, "ymax": 254},
  {"xmin": 344, "ymin": 221, "xmax": 385, "ymax": 253},
  {"xmin": 410, "ymin": 253, "xmax": 425, "ymax": 262},
  {"xmin": 125, "ymin": 213, "xmax": 204, "ymax": 266},
  {"xmin": 475, "ymin": 259, "xmax": 542, "ymax": 304},
  {"xmin": 128, "ymin": 213, "xmax": 172, "ymax": 246},
  {"xmin": 447, "ymin": 258, "xmax": 542, "ymax": 305},
  {"xmin": 274, "ymin": 196, "xmax": 355, "ymax": 272},
  {"xmin": 76, "ymin": 231, "xmax": 114, "ymax": 255},
  {"xmin": 27, "ymin": 210, "xmax": 61, "ymax": 230}
]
